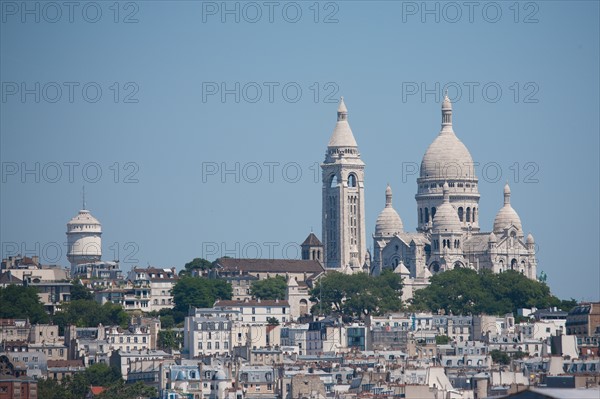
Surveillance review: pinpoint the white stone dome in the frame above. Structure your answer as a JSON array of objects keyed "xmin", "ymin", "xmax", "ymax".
[
  {"xmin": 420, "ymin": 133, "xmax": 475, "ymax": 179},
  {"xmin": 493, "ymin": 183, "xmax": 522, "ymax": 233},
  {"xmin": 328, "ymin": 97, "xmax": 358, "ymax": 148},
  {"xmin": 420, "ymin": 96, "xmax": 475, "ymax": 179},
  {"xmin": 493, "ymin": 206, "xmax": 522, "ymax": 233},
  {"xmin": 526, "ymin": 233, "xmax": 535, "ymax": 244},
  {"xmin": 432, "ymin": 183, "xmax": 461, "ymax": 233},
  {"xmin": 375, "ymin": 185, "xmax": 403, "ymax": 236}
]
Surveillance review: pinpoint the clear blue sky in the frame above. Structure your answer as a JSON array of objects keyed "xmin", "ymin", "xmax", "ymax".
[{"xmin": 1, "ymin": 1, "xmax": 598, "ymax": 301}]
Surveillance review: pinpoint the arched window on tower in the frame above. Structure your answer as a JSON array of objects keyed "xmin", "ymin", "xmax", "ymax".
[
  {"xmin": 347, "ymin": 174, "xmax": 357, "ymax": 187},
  {"xmin": 473, "ymin": 207, "xmax": 477, "ymax": 223},
  {"xmin": 511, "ymin": 258, "xmax": 517, "ymax": 270},
  {"xmin": 431, "ymin": 207, "xmax": 436, "ymax": 219},
  {"xmin": 466, "ymin": 207, "xmax": 471, "ymax": 222},
  {"xmin": 419, "ymin": 208, "xmax": 423, "ymax": 224},
  {"xmin": 425, "ymin": 208, "xmax": 429, "ymax": 223},
  {"xmin": 458, "ymin": 207, "xmax": 464, "ymax": 222},
  {"xmin": 330, "ymin": 175, "xmax": 338, "ymax": 188}
]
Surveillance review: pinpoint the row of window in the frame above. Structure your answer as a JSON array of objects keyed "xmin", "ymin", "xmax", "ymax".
[
  {"xmin": 197, "ymin": 341, "xmax": 229, "ymax": 350},
  {"xmin": 419, "ymin": 206, "xmax": 478, "ymax": 224},
  {"xmin": 432, "ymin": 239, "xmax": 460, "ymax": 249},
  {"xmin": 419, "ymin": 182, "xmax": 477, "ymax": 189},
  {"xmin": 111, "ymin": 336, "xmax": 147, "ymax": 344}
]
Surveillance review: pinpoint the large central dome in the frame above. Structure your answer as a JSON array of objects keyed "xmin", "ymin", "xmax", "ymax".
[
  {"xmin": 420, "ymin": 95, "xmax": 475, "ymax": 180},
  {"xmin": 420, "ymin": 133, "xmax": 475, "ymax": 179}
]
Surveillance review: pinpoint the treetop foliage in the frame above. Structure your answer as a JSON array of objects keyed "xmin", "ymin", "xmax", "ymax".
[
  {"xmin": 411, "ymin": 268, "xmax": 576, "ymax": 315},
  {"xmin": 0, "ymin": 285, "xmax": 49, "ymax": 324},
  {"xmin": 251, "ymin": 275, "xmax": 287, "ymax": 300},
  {"xmin": 179, "ymin": 257, "xmax": 215, "ymax": 276},
  {"xmin": 171, "ymin": 276, "xmax": 232, "ymax": 321},
  {"xmin": 310, "ymin": 269, "xmax": 403, "ymax": 319}
]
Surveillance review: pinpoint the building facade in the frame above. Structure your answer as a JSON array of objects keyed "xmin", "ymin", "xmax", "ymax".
[
  {"xmin": 318, "ymin": 97, "xmax": 539, "ymax": 295},
  {"xmin": 321, "ymin": 98, "xmax": 367, "ymax": 273}
]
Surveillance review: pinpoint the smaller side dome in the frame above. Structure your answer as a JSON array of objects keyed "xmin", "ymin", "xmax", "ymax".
[
  {"xmin": 493, "ymin": 183, "xmax": 523, "ymax": 233},
  {"xmin": 526, "ymin": 233, "xmax": 535, "ymax": 244},
  {"xmin": 432, "ymin": 182, "xmax": 461, "ymax": 233},
  {"xmin": 374, "ymin": 184, "xmax": 404, "ymax": 236}
]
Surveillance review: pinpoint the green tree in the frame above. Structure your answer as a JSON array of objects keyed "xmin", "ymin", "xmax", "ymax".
[
  {"xmin": 309, "ymin": 270, "xmax": 403, "ymax": 319},
  {"xmin": 179, "ymin": 257, "xmax": 214, "ymax": 277},
  {"xmin": 70, "ymin": 281, "xmax": 93, "ymax": 301},
  {"xmin": 251, "ymin": 275, "xmax": 287, "ymax": 300},
  {"xmin": 172, "ymin": 277, "xmax": 232, "ymax": 322},
  {"xmin": 37, "ymin": 377, "xmax": 71, "ymax": 399},
  {"xmin": 267, "ymin": 317, "xmax": 280, "ymax": 325},
  {"xmin": 160, "ymin": 313, "xmax": 175, "ymax": 329},
  {"xmin": 97, "ymin": 380, "xmax": 156, "ymax": 399},
  {"xmin": 52, "ymin": 300, "xmax": 128, "ymax": 332},
  {"xmin": 157, "ymin": 329, "xmax": 183, "ymax": 350},
  {"xmin": 411, "ymin": 268, "xmax": 571, "ymax": 316},
  {"xmin": 490, "ymin": 349, "xmax": 510, "ymax": 365},
  {"xmin": 84, "ymin": 363, "xmax": 122, "ymax": 386},
  {"xmin": 436, "ymin": 335, "xmax": 451, "ymax": 345},
  {"xmin": 0, "ymin": 285, "xmax": 49, "ymax": 323}
]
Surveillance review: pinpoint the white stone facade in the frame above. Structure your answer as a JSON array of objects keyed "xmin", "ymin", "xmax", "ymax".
[
  {"xmin": 319, "ymin": 96, "xmax": 539, "ymax": 297},
  {"xmin": 321, "ymin": 98, "xmax": 367, "ymax": 273},
  {"xmin": 66, "ymin": 208, "xmax": 102, "ymax": 271}
]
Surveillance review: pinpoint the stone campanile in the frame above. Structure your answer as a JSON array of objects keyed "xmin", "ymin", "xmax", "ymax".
[{"xmin": 321, "ymin": 98, "xmax": 366, "ymax": 273}]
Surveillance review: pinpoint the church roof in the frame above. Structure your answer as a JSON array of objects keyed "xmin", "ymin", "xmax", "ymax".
[
  {"xmin": 463, "ymin": 233, "xmax": 492, "ymax": 252},
  {"xmin": 493, "ymin": 183, "xmax": 522, "ymax": 233},
  {"xmin": 215, "ymin": 258, "xmax": 325, "ymax": 275},
  {"xmin": 432, "ymin": 182, "xmax": 461, "ymax": 233},
  {"xmin": 393, "ymin": 262, "xmax": 410, "ymax": 275},
  {"xmin": 420, "ymin": 95, "xmax": 475, "ymax": 180},
  {"xmin": 327, "ymin": 97, "xmax": 358, "ymax": 148},
  {"xmin": 301, "ymin": 233, "xmax": 322, "ymax": 247},
  {"xmin": 374, "ymin": 185, "xmax": 404, "ymax": 236}
]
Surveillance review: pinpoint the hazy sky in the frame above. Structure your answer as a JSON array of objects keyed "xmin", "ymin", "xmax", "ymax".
[{"xmin": 1, "ymin": 1, "xmax": 598, "ymax": 301}]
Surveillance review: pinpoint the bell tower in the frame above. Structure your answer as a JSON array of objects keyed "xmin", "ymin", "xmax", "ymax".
[{"xmin": 321, "ymin": 98, "xmax": 366, "ymax": 273}]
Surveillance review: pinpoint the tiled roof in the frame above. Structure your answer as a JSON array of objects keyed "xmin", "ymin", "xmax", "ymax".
[
  {"xmin": 301, "ymin": 233, "xmax": 322, "ymax": 247},
  {"xmin": 47, "ymin": 359, "xmax": 85, "ymax": 368},
  {"xmin": 0, "ymin": 271, "xmax": 22, "ymax": 284},
  {"xmin": 89, "ymin": 386, "xmax": 106, "ymax": 396},
  {"xmin": 216, "ymin": 258, "xmax": 324, "ymax": 274}
]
